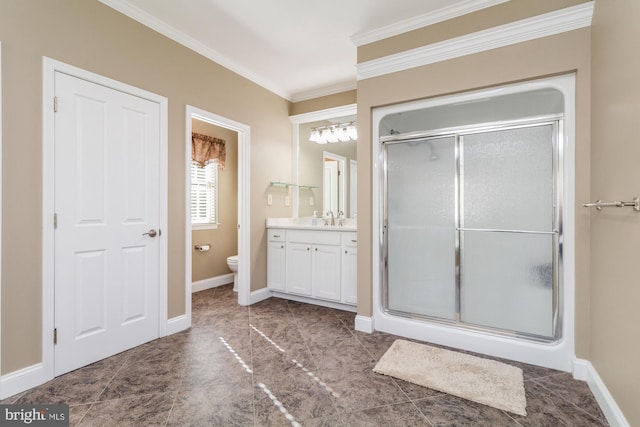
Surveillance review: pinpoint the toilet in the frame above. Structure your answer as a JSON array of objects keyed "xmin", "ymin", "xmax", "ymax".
[{"xmin": 226, "ymin": 255, "xmax": 239, "ymax": 292}]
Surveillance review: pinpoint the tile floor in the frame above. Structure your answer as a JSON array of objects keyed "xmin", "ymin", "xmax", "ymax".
[{"xmin": 3, "ymin": 284, "xmax": 608, "ymax": 426}]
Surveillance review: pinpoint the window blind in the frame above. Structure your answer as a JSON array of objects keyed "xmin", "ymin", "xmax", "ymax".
[{"xmin": 190, "ymin": 161, "xmax": 218, "ymax": 225}]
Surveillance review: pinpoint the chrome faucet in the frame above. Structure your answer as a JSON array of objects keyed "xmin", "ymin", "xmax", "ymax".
[
  {"xmin": 326, "ymin": 210, "xmax": 335, "ymax": 226},
  {"xmin": 337, "ymin": 210, "xmax": 345, "ymax": 227}
]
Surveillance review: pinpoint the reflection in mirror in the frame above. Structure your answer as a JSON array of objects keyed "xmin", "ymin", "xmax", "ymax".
[
  {"xmin": 298, "ymin": 115, "xmax": 357, "ymax": 218},
  {"xmin": 323, "ymin": 152, "xmax": 346, "ymax": 215}
]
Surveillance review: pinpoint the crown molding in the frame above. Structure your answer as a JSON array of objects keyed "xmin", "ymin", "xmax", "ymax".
[
  {"xmin": 356, "ymin": 2, "xmax": 594, "ymax": 81},
  {"xmin": 98, "ymin": 0, "xmax": 292, "ymax": 100},
  {"xmin": 289, "ymin": 104, "xmax": 357, "ymax": 124},
  {"xmin": 351, "ymin": 0, "xmax": 509, "ymax": 47}
]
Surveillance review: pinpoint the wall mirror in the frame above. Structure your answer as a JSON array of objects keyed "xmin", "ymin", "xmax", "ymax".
[{"xmin": 291, "ymin": 104, "xmax": 357, "ymax": 219}]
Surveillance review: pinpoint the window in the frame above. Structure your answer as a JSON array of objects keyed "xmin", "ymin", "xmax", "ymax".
[{"xmin": 191, "ymin": 161, "xmax": 218, "ymax": 228}]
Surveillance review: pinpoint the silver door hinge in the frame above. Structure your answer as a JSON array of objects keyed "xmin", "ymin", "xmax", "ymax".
[
  {"xmin": 54, "ymin": 213, "xmax": 58, "ymax": 229},
  {"xmin": 53, "ymin": 328, "xmax": 57, "ymax": 345},
  {"xmin": 54, "ymin": 96, "xmax": 58, "ymax": 112}
]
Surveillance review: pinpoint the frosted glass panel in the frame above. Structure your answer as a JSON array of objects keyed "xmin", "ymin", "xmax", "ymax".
[
  {"xmin": 462, "ymin": 125, "xmax": 553, "ymax": 232},
  {"xmin": 460, "ymin": 231, "xmax": 554, "ymax": 338},
  {"xmin": 386, "ymin": 136, "xmax": 456, "ymax": 319},
  {"xmin": 383, "ymin": 120, "xmax": 558, "ymax": 340}
]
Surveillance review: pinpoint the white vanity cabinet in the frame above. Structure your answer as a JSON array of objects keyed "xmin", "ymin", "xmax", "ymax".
[
  {"xmin": 266, "ymin": 230, "xmax": 286, "ymax": 292},
  {"xmin": 285, "ymin": 242, "xmax": 313, "ymax": 296},
  {"xmin": 267, "ymin": 226, "xmax": 356, "ymax": 308},
  {"xmin": 286, "ymin": 230, "xmax": 341, "ymax": 300},
  {"xmin": 341, "ymin": 232, "xmax": 358, "ymax": 305},
  {"xmin": 311, "ymin": 243, "xmax": 342, "ymax": 301}
]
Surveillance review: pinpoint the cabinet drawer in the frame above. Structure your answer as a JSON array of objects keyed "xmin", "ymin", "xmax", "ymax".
[
  {"xmin": 287, "ymin": 230, "xmax": 340, "ymax": 246},
  {"xmin": 342, "ymin": 232, "xmax": 357, "ymax": 247},
  {"xmin": 268, "ymin": 230, "xmax": 285, "ymax": 242}
]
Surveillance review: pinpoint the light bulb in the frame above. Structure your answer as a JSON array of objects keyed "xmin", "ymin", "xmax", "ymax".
[
  {"xmin": 337, "ymin": 126, "xmax": 350, "ymax": 142},
  {"xmin": 326, "ymin": 127, "xmax": 339, "ymax": 143},
  {"xmin": 309, "ymin": 129, "xmax": 321, "ymax": 143},
  {"xmin": 319, "ymin": 128, "xmax": 332, "ymax": 144},
  {"xmin": 347, "ymin": 125, "xmax": 358, "ymax": 140}
]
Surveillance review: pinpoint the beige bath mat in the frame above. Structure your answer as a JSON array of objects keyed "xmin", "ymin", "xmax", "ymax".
[{"xmin": 373, "ymin": 339, "xmax": 527, "ymax": 416}]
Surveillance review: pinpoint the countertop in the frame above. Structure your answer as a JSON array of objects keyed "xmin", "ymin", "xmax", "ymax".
[{"xmin": 266, "ymin": 217, "xmax": 357, "ymax": 231}]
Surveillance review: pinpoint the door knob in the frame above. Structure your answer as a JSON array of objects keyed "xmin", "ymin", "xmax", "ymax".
[{"xmin": 142, "ymin": 229, "xmax": 158, "ymax": 238}]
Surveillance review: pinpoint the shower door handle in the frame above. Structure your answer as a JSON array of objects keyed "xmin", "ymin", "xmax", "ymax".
[{"xmin": 456, "ymin": 227, "xmax": 558, "ymax": 235}]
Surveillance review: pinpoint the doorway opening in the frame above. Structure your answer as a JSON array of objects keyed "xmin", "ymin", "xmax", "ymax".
[
  {"xmin": 185, "ymin": 106, "xmax": 251, "ymax": 327},
  {"xmin": 322, "ymin": 152, "xmax": 346, "ymax": 217}
]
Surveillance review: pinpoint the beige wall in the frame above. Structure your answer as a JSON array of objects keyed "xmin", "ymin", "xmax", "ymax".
[
  {"xmin": 590, "ymin": 2, "xmax": 640, "ymax": 424},
  {"xmin": 0, "ymin": 0, "xmax": 292, "ymax": 374},
  {"xmin": 356, "ymin": 4, "xmax": 592, "ymax": 361},
  {"xmin": 191, "ymin": 120, "xmax": 238, "ymax": 282},
  {"xmin": 290, "ymin": 90, "xmax": 357, "ymax": 116}
]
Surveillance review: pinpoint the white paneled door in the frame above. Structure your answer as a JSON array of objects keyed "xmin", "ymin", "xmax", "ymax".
[{"xmin": 54, "ymin": 72, "xmax": 161, "ymax": 376}]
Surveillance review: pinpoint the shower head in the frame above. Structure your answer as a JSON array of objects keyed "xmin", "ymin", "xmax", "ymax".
[{"xmin": 426, "ymin": 141, "xmax": 438, "ymax": 161}]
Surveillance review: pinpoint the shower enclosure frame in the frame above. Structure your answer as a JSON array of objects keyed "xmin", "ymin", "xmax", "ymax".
[
  {"xmin": 371, "ymin": 74, "xmax": 576, "ymax": 371},
  {"xmin": 381, "ymin": 117, "xmax": 563, "ymax": 342}
]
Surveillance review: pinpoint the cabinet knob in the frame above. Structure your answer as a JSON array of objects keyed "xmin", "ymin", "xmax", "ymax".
[
  {"xmin": 345, "ymin": 250, "xmax": 348, "ymax": 254},
  {"xmin": 315, "ymin": 248, "xmax": 318, "ymax": 251},
  {"xmin": 307, "ymin": 247, "xmax": 310, "ymax": 251},
  {"xmin": 281, "ymin": 245, "xmax": 284, "ymax": 248}
]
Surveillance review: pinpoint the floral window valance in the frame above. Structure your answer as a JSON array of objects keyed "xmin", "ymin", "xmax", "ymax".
[{"xmin": 192, "ymin": 132, "xmax": 226, "ymax": 169}]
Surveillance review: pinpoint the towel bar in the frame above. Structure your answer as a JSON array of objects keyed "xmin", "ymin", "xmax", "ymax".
[{"xmin": 582, "ymin": 197, "xmax": 640, "ymax": 211}]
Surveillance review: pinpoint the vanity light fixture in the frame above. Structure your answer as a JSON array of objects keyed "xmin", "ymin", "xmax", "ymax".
[
  {"xmin": 309, "ymin": 129, "xmax": 324, "ymax": 144},
  {"xmin": 309, "ymin": 122, "xmax": 357, "ymax": 144}
]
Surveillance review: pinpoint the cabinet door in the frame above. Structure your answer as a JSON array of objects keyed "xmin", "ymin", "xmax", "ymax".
[
  {"xmin": 341, "ymin": 247, "xmax": 357, "ymax": 305},
  {"xmin": 312, "ymin": 244, "xmax": 341, "ymax": 301},
  {"xmin": 267, "ymin": 240, "xmax": 286, "ymax": 291},
  {"xmin": 286, "ymin": 242, "xmax": 312, "ymax": 296}
]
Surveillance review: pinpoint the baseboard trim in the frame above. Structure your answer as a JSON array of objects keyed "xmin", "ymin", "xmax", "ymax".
[
  {"xmin": 270, "ymin": 291, "xmax": 357, "ymax": 312},
  {"xmin": 166, "ymin": 314, "xmax": 190, "ymax": 335},
  {"xmin": 579, "ymin": 359, "xmax": 630, "ymax": 427},
  {"xmin": 355, "ymin": 315, "xmax": 374, "ymax": 333},
  {"xmin": 0, "ymin": 363, "xmax": 47, "ymax": 401},
  {"xmin": 0, "ymin": 315, "xmax": 191, "ymax": 400},
  {"xmin": 191, "ymin": 274, "xmax": 234, "ymax": 293},
  {"xmin": 572, "ymin": 357, "xmax": 588, "ymax": 381},
  {"xmin": 249, "ymin": 287, "xmax": 272, "ymax": 305}
]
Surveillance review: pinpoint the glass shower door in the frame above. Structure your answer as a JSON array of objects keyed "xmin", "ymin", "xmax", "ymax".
[
  {"xmin": 384, "ymin": 136, "xmax": 456, "ymax": 319},
  {"xmin": 459, "ymin": 124, "xmax": 557, "ymax": 338}
]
